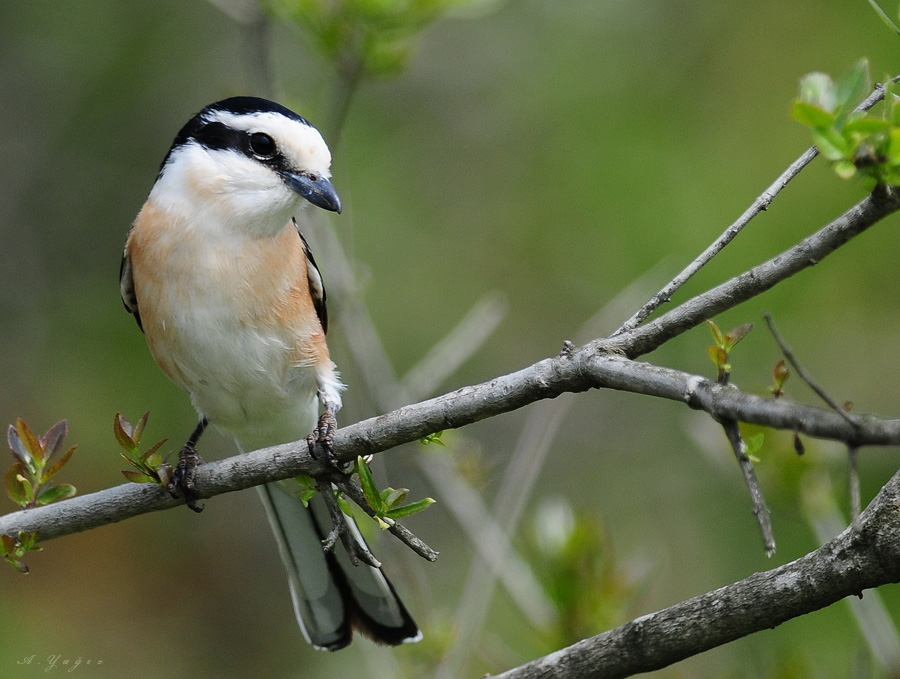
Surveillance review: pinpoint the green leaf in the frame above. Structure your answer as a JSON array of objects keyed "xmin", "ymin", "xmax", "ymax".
[
  {"xmin": 356, "ymin": 456, "xmax": 386, "ymax": 512},
  {"xmin": 707, "ymin": 345, "xmax": 727, "ymax": 369},
  {"xmin": 381, "ymin": 487, "xmax": 409, "ymax": 508},
  {"xmin": 17, "ymin": 531, "xmax": 40, "ymax": 552},
  {"xmin": 120, "ymin": 452, "xmax": 148, "ymax": 473},
  {"xmin": 706, "ymin": 320, "xmax": 724, "ymax": 347},
  {"xmin": 336, "ymin": 492, "xmax": 354, "ymax": 517},
  {"xmin": 843, "ymin": 117, "xmax": 891, "ymax": 135},
  {"xmin": 791, "ymin": 101, "xmax": 835, "ymax": 129},
  {"xmin": 15, "ymin": 474, "xmax": 33, "ymax": 503},
  {"xmin": 810, "ymin": 128, "xmax": 851, "ymax": 161},
  {"xmin": 5, "ymin": 463, "xmax": 28, "ymax": 507},
  {"xmin": 122, "ymin": 470, "xmax": 157, "ymax": 484},
  {"xmin": 833, "ymin": 160, "xmax": 858, "ymax": 180},
  {"xmin": 35, "ymin": 484, "xmax": 76, "ymax": 506},
  {"xmin": 419, "ymin": 430, "xmax": 446, "ymax": 446},
  {"xmin": 745, "ymin": 433, "xmax": 765, "ymax": 455},
  {"xmin": 887, "ymin": 128, "xmax": 900, "ymax": 164},
  {"xmin": 384, "ymin": 497, "xmax": 436, "ymax": 519},
  {"xmin": 833, "ymin": 59, "xmax": 869, "ymax": 113}
]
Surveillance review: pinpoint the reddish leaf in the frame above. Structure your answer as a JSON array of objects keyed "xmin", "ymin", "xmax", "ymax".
[
  {"xmin": 132, "ymin": 411, "xmax": 150, "ymax": 445},
  {"xmin": 113, "ymin": 413, "xmax": 136, "ymax": 451},
  {"xmin": 1, "ymin": 533, "xmax": 16, "ymax": 555},
  {"xmin": 42, "ymin": 445, "xmax": 77, "ymax": 482},
  {"xmin": 40, "ymin": 420, "xmax": 68, "ymax": 460},
  {"xmin": 16, "ymin": 419, "xmax": 43, "ymax": 464},
  {"xmin": 140, "ymin": 438, "xmax": 168, "ymax": 462},
  {"xmin": 7, "ymin": 425, "xmax": 32, "ymax": 468}
]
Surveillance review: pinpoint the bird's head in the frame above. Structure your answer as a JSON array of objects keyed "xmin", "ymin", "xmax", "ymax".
[{"xmin": 149, "ymin": 96, "xmax": 341, "ymax": 237}]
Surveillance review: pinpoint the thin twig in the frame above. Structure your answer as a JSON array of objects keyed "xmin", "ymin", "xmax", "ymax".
[
  {"xmin": 615, "ymin": 80, "xmax": 897, "ymax": 335},
  {"xmin": 763, "ymin": 313, "xmax": 858, "ymax": 429},
  {"xmin": 328, "ymin": 472, "xmax": 440, "ymax": 562},
  {"xmin": 721, "ymin": 419, "xmax": 776, "ymax": 555},
  {"xmin": 618, "ymin": 187, "xmax": 900, "ymax": 357}
]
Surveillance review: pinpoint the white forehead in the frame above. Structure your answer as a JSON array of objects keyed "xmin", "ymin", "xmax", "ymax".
[{"xmin": 209, "ymin": 109, "xmax": 333, "ymax": 177}]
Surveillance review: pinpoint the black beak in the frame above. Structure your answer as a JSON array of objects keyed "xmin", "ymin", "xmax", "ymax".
[{"xmin": 282, "ymin": 172, "xmax": 342, "ymax": 214}]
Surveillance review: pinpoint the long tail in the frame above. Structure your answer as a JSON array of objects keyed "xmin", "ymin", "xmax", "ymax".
[{"xmin": 257, "ymin": 482, "xmax": 421, "ymax": 650}]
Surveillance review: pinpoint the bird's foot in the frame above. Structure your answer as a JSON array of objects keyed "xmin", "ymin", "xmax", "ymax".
[
  {"xmin": 168, "ymin": 442, "xmax": 204, "ymax": 513},
  {"xmin": 306, "ymin": 410, "xmax": 344, "ymax": 469}
]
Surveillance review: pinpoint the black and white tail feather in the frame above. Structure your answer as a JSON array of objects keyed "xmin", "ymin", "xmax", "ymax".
[{"xmin": 258, "ymin": 482, "xmax": 421, "ymax": 650}]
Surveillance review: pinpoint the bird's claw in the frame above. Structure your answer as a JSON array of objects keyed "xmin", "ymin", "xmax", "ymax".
[
  {"xmin": 168, "ymin": 443, "xmax": 204, "ymax": 512},
  {"xmin": 307, "ymin": 410, "xmax": 343, "ymax": 469}
]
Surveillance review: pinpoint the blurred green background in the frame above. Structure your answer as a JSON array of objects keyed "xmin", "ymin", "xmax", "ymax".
[{"xmin": 2, "ymin": 1, "xmax": 900, "ymax": 677}]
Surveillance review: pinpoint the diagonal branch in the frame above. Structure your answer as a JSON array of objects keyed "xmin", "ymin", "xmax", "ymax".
[
  {"xmin": 616, "ymin": 79, "xmax": 898, "ymax": 334},
  {"xmin": 616, "ymin": 186, "xmax": 900, "ymax": 358},
  {"xmin": 490, "ymin": 460, "xmax": 900, "ymax": 679}
]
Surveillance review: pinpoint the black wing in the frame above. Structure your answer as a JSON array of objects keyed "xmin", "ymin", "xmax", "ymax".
[
  {"xmin": 119, "ymin": 250, "xmax": 143, "ymax": 332},
  {"xmin": 293, "ymin": 218, "xmax": 328, "ymax": 334}
]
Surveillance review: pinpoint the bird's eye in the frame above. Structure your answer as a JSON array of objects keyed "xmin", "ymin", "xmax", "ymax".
[{"xmin": 249, "ymin": 132, "xmax": 277, "ymax": 158}]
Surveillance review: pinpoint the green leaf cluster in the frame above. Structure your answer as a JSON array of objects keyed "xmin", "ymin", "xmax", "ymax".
[
  {"xmin": 792, "ymin": 60, "xmax": 900, "ymax": 186},
  {"xmin": 706, "ymin": 320, "xmax": 753, "ymax": 383},
  {"xmin": 5, "ymin": 419, "xmax": 77, "ymax": 509},
  {"xmin": 1, "ymin": 530, "xmax": 41, "ymax": 574},
  {"xmin": 114, "ymin": 412, "xmax": 172, "ymax": 486},
  {"xmin": 355, "ymin": 455, "xmax": 435, "ymax": 528},
  {"xmin": 265, "ymin": 0, "xmax": 491, "ymax": 78}
]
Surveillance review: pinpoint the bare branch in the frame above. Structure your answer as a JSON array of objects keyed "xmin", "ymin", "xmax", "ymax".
[
  {"xmin": 4, "ymin": 351, "xmax": 900, "ymax": 543},
  {"xmin": 616, "ymin": 79, "xmax": 897, "ymax": 334},
  {"xmin": 617, "ymin": 187, "xmax": 900, "ymax": 358},
  {"xmin": 491, "ymin": 465, "xmax": 900, "ymax": 679},
  {"xmin": 763, "ymin": 312, "xmax": 857, "ymax": 427},
  {"xmin": 721, "ymin": 420, "xmax": 775, "ymax": 555}
]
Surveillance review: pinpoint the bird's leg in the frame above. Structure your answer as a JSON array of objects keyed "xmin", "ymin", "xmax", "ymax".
[
  {"xmin": 168, "ymin": 417, "xmax": 208, "ymax": 513},
  {"xmin": 306, "ymin": 404, "xmax": 341, "ymax": 469}
]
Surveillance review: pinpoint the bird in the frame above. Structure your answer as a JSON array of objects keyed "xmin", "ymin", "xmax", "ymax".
[{"xmin": 119, "ymin": 96, "xmax": 420, "ymax": 650}]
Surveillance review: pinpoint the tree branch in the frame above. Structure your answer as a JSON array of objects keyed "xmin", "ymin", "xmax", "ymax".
[
  {"xmin": 490, "ymin": 463, "xmax": 900, "ymax": 679},
  {"xmin": 615, "ymin": 79, "xmax": 897, "ymax": 334},
  {"xmin": 616, "ymin": 186, "xmax": 900, "ymax": 358},
  {"xmin": 3, "ymin": 350, "xmax": 900, "ymax": 543}
]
